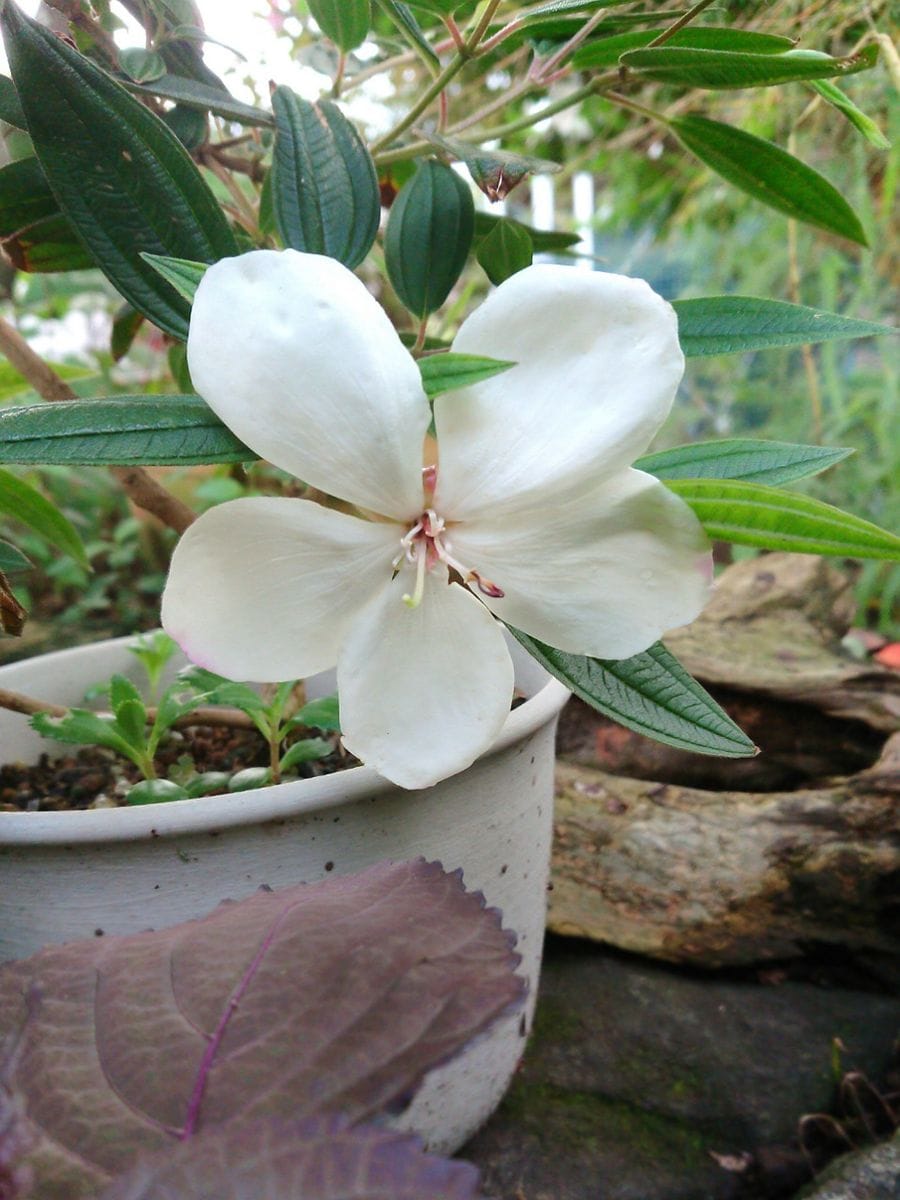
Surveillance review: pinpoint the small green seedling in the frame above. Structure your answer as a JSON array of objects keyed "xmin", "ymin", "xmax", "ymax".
[{"xmin": 177, "ymin": 666, "xmax": 338, "ymax": 785}]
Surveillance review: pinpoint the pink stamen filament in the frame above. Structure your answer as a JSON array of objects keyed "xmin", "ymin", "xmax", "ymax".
[{"xmin": 399, "ymin": 510, "xmax": 505, "ymax": 608}]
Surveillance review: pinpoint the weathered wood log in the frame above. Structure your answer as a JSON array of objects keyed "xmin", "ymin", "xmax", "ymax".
[
  {"xmin": 550, "ymin": 554, "xmax": 900, "ymax": 966},
  {"xmin": 548, "ymin": 736, "xmax": 900, "ymax": 966}
]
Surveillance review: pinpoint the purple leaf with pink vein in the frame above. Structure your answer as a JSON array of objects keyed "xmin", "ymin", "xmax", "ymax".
[
  {"xmin": 0, "ymin": 859, "xmax": 523, "ymax": 1199},
  {"xmin": 97, "ymin": 1115, "xmax": 484, "ymax": 1199}
]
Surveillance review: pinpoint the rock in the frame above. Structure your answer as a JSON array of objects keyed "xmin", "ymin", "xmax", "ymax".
[
  {"xmin": 462, "ymin": 940, "xmax": 900, "ymax": 1200},
  {"xmin": 548, "ymin": 736, "xmax": 900, "ymax": 966},
  {"xmin": 798, "ymin": 1132, "xmax": 900, "ymax": 1199}
]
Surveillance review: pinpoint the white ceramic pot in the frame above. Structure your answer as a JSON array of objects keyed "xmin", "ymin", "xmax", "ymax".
[{"xmin": 0, "ymin": 635, "xmax": 568, "ymax": 1152}]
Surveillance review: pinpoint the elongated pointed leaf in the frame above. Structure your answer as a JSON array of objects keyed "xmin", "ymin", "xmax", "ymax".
[
  {"xmin": 419, "ymin": 352, "xmax": 515, "ymax": 398},
  {"xmin": 636, "ymin": 439, "xmax": 853, "ymax": 486},
  {"xmin": 623, "ymin": 44, "xmax": 878, "ymax": 89},
  {"xmin": 0, "ymin": 860, "xmax": 522, "ymax": 1199},
  {"xmin": 142, "ymin": 252, "xmax": 207, "ymax": 302},
  {"xmin": 810, "ymin": 79, "xmax": 890, "ymax": 148},
  {"xmin": 3, "ymin": 212, "xmax": 96, "ymax": 272},
  {"xmin": 476, "ymin": 216, "xmax": 533, "ymax": 284},
  {"xmin": 385, "ymin": 160, "xmax": 474, "ymax": 318},
  {"xmin": 0, "ymin": 3, "xmax": 239, "ymax": 338},
  {"xmin": 0, "ymin": 72, "xmax": 25, "ymax": 129},
  {"xmin": 0, "ymin": 156, "xmax": 57, "ymax": 235},
  {"xmin": 474, "ymin": 210, "xmax": 580, "ymax": 252},
  {"xmin": 0, "ymin": 397, "xmax": 254, "ymax": 466},
  {"xmin": 375, "ymin": 0, "xmax": 440, "ymax": 68},
  {"xmin": 308, "ymin": 0, "xmax": 371, "ymax": 50},
  {"xmin": 573, "ymin": 27, "xmax": 795, "ymax": 68},
  {"xmin": 672, "ymin": 295, "xmax": 894, "ymax": 356},
  {"xmin": 512, "ymin": 629, "xmax": 756, "ymax": 756},
  {"xmin": 126, "ymin": 74, "xmax": 274, "ymax": 127},
  {"xmin": 0, "ymin": 466, "xmax": 87, "ymax": 566},
  {"xmin": 271, "ymin": 88, "xmax": 380, "ymax": 269},
  {"xmin": 669, "ymin": 115, "xmax": 868, "ymax": 245},
  {"xmin": 666, "ymin": 478, "xmax": 900, "ymax": 560},
  {"xmin": 523, "ymin": 0, "xmax": 656, "ymax": 18},
  {"xmin": 0, "ymin": 539, "xmax": 30, "ymax": 572}
]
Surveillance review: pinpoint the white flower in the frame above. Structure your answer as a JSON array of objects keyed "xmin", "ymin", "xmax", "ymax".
[{"xmin": 161, "ymin": 250, "xmax": 711, "ymax": 789}]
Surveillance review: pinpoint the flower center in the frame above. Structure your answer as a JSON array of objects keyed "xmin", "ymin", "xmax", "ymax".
[{"xmin": 394, "ymin": 509, "xmax": 505, "ymax": 609}]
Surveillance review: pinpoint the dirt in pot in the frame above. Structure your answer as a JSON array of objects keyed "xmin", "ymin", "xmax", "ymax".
[{"xmin": 0, "ymin": 724, "xmax": 358, "ymax": 813}]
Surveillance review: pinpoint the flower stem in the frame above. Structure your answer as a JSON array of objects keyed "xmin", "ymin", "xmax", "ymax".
[
  {"xmin": 646, "ymin": 0, "xmax": 719, "ymax": 47},
  {"xmin": 370, "ymin": 52, "xmax": 469, "ymax": 153}
]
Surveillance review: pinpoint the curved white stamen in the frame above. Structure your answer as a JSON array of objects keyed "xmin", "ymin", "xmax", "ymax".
[
  {"xmin": 402, "ymin": 541, "xmax": 428, "ymax": 608},
  {"xmin": 397, "ymin": 509, "xmax": 505, "ymax": 606}
]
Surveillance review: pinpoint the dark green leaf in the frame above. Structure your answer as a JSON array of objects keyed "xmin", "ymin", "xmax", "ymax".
[
  {"xmin": 0, "ymin": 396, "xmax": 254, "ymax": 466},
  {"xmin": 3, "ymin": 212, "xmax": 96, "ymax": 273},
  {"xmin": 0, "ymin": 539, "xmax": 30, "ymax": 572},
  {"xmin": 111, "ymin": 304, "xmax": 145, "ymax": 362},
  {"xmin": 0, "ymin": 466, "xmax": 87, "ymax": 566},
  {"xmin": 290, "ymin": 693, "xmax": 341, "ymax": 733},
  {"xmin": 118, "ymin": 46, "xmax": 167, "ymax": 83},
  {"xmin": 162, "ymin": 103, "xmax": 209, "ymax": 150},
  {"xmin": 475, "ymin": 211, "xmax": 580, "ymax": 252},
  {"xmin": 522, "ymin": 0, "xmax": 649, "ymax": 18},
  {"xmin": 404, "ymin": 0, "xmax": 467, "ymax": 14},
  {"xmin": 573, "ymin": 26, "xmax": 795, "ymax": 68},
  {"xmin": 511, "ymin": 629, "xmax": 756, "ymax": 757},
  {"xmin": 375, "ymin": 0, "xmax": 440, "ymax": 68},
  {"xmin": 666, "ymin": 479, "xmax": 900, "ymax": 560},
  {"xmin": 307, "ymin": 0, "xmax": 371, "ymax": 50},
  {"xmin": 622, "ymin": 44, "xmax": 878, "ymax": 89},
  {"xmin": 0, "ymin": 156, "xmax": 56, "ymax": 235},
  {"xmin": 0, "ymin": 3, "xmax": 239, "ymax": 338},
  {"xmin": 636, "ymin": 439, "xmax": 853, "ymax": 486},
  {"xmin": 126, "ymin": 74, "xmax": 274, "ymax": 127},
  {"xmin": 419, "ymin": 352, "xmax": 515, "ymax": 398},
  {"xmin": 810, "ymin": 79, "xmax": 890, "ymax": 149},
  {"xmin": 271, "ymin": 88, "xmax": 380, "ymax": 270},
  {"xmin": 279, "ymin": 737, "xmax": 332, "ymax": 773},
  {"xmin": 385, "ymin": 160, "xmax": 474, "ymax": 318},
  {"xmin": 476, "ymin": 216, "xmax": 533, "ymax": 284},
  {"xmin": 0, "ymin": 72, "xmax": 26, "ymax": 129},
  {"xmin": 669, "ymin": 115, "xmax": 868, "ymax": 245},
  {"xmin": 673, "ymin": 295, "xmax": 894, "ymax": 356},
  {"xmin": 142, "ymin": 252, "xmax": 207, "ymax": 302}
]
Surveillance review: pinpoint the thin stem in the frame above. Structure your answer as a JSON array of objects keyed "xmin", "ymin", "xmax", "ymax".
[
  {"xmin": 269, "ymin": 735, "xmax": 282, "ymax": 784},
  {"xmin": 444, "ymin": 15, "xmax": 467, "ymax": 53},
  {"xmin": 0, "ymin": 317, "xmax": 196, "ymax": 534},
  {"xmin": 464, "ymin": 0, "xmax": 504, "ymax": 53},
  {"xmin": 0, "ymin": 685, "xmax": 256, "ymax": 730},
  {"xmin": 412, "ymin": 317, "xmax": 429, "ymax": 356},
  {"xmin": 532, "ymin": 7, "xmax": 611, "ymax": 83},
  {"xmin": 370, "ymin": 52, "xmax": 469, "ymax": 153},
  {"xmin": 602, "ymin": 90, "xmax": 667, "ymax": 126},
  {"xmin": 332, "ymin": 50, "xmax": 347, "ymax": 98},
  {"xmin": 647, "ymin": 0, "xmax": 719, "ymax": 47}
]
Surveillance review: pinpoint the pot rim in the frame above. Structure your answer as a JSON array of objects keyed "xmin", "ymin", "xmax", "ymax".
[{"xmin": 0, "ymin": 636, "xmax": 569, "ymax": 845}]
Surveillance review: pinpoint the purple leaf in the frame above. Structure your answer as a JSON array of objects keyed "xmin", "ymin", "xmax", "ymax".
[
  {"xmin": 0, "ymin": 860, "xmax": 522, "ymax": 1199},
  {"xmin": 98, "ymin": 1114, "xmax": 485, "ymax": 1199}
]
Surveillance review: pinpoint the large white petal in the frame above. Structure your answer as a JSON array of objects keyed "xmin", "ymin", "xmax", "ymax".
[
  {"xmin": 435, "ymin": 265, "xmax": 684, "ymax": 520},
  {"xmin": 161, "ymin": 498, "xmax": 400, "ymax": 681},
  {"xmin": 187, "ymin": 251, "xmax": 431, "ymax": 520},
  {"xmin": 447, "ymin": 470, "xmax": 712, "ymax": 660},
  {"xmin": 337, "ymin": 567, "xmax": 514, "ymax": 789}
]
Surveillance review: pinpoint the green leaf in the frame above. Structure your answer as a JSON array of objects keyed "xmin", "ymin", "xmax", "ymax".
[
  {"xmin": 271, "ymin": 88, "xmax": 380, "ymax": 270},
  {"xmin": 110, "ymin": 677, "xmax": 149, "ymax": 750},
  {"xmin": 419, "ymin": 352, "xmax": 515, "ymax": 398},
  {"xmin": 374, "ymin": 0, "xmax": 440, "ymax": 68},
  {"xmin": 118, "ymin": 46, "xmax": 167, "ymax": 83},
  {"xmin": 0, "ymin": 156, "xmax": 57, "ymax": 236},
  {"xmin": 0, "ymin": 396, "xmax": 254, "ymax": 466},
  {"xmin": 404, "ymin": 0, "xmax": 468, "ymax": 14},
  {"xmin": 127, "ymin": 778, "xmax": 189, "ymax": 804},
  {"xmin": 673, "ymin": 295, "xmax": 894, "ymax": 356},
  {"xmin": 142, "ymin": 253, "xmax": 207, "ymax": 302},
  {"xmin": 0, "ymin": 3, "xmax": 239, "ymax": 338},
  {"xmin": 809, "ymin": 79, "xmax": 890, "ymax": 149},
  {"xmin": 573, "ymin": 26, "xmax": 795, "ymax": 68},
  {"xmin": 126, "ymin": 74, "xmax": 274, "ymax": 127},
  {"xmin": 622, "ymin": 44, "xmax": 878, "ymax": 89},
  {"xmin": 228, "ymin": 766, "xmax": 272, "ymax": 792},
  {"xmin": 3, "ymin": 212, "xmax": 96, "ymax": 273},
  {"xmin": 669, "ymin": 115, "xmax": 868, "ymax": 245},
  {"xmin": 476, "ymin": 216, "xmax": 533, "ymax": 284},
  {"xmin": 111, "ymin": 304, "xmax": 145, "ymax": 362},
  {"xmin": 307, "ymin": 0, "xmax": 371, "ymax": 50},
  {"xmin": 474, "ymin": 211, "xmax": 581, "ymax": 252},
  {"xmin": 420, "ymin": 129, "xmax": 560, "ymax": 201},
  {"xmin": 0, "ymin": 359, "xmax": 93, "ymax": 404},
  {"xmin": 290, "ymin": 693, "xmax": 341, "ymax": 733},
  {"xmin": 178, "ymin": 665, "xmax": 268, "ymax": 717},
  {"xmin": 0, "ymin": 466, "xmax": 87, "ymax": 566},
  {"xmin": 161, "ymin": 102, "xmax": 209, "ymax": 150},
  {"xmin": 30, "ymin": 708, "xmax": 136, "ymax": 760},
  {"xmin": 511, "ymin": 629, "xmax": 757, "ymax": 757},
  {"xmin": 0, "ymin": 73, "xmax": 26, "ymax": 129},
  {"xmin": 522, "ymin": 0, "xmax": 643, "ymax": 20},
  {"xmin": 279, "ymin": 736, "xmax": 332, "ymax": 773},
  {"xmin": 636, "ymin": 439, "xmax": 854, "ymax": 486},
  {"xmin": 666, "ymin": 479, "xmax": 900, "ymax": 560},
  {"xmin": 0, "ymin": 539, "xmax": 30, "ymax": 572},
  {"xmin": 385, "ymin": 160, "xmax": 474, "ymax": 318}
]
